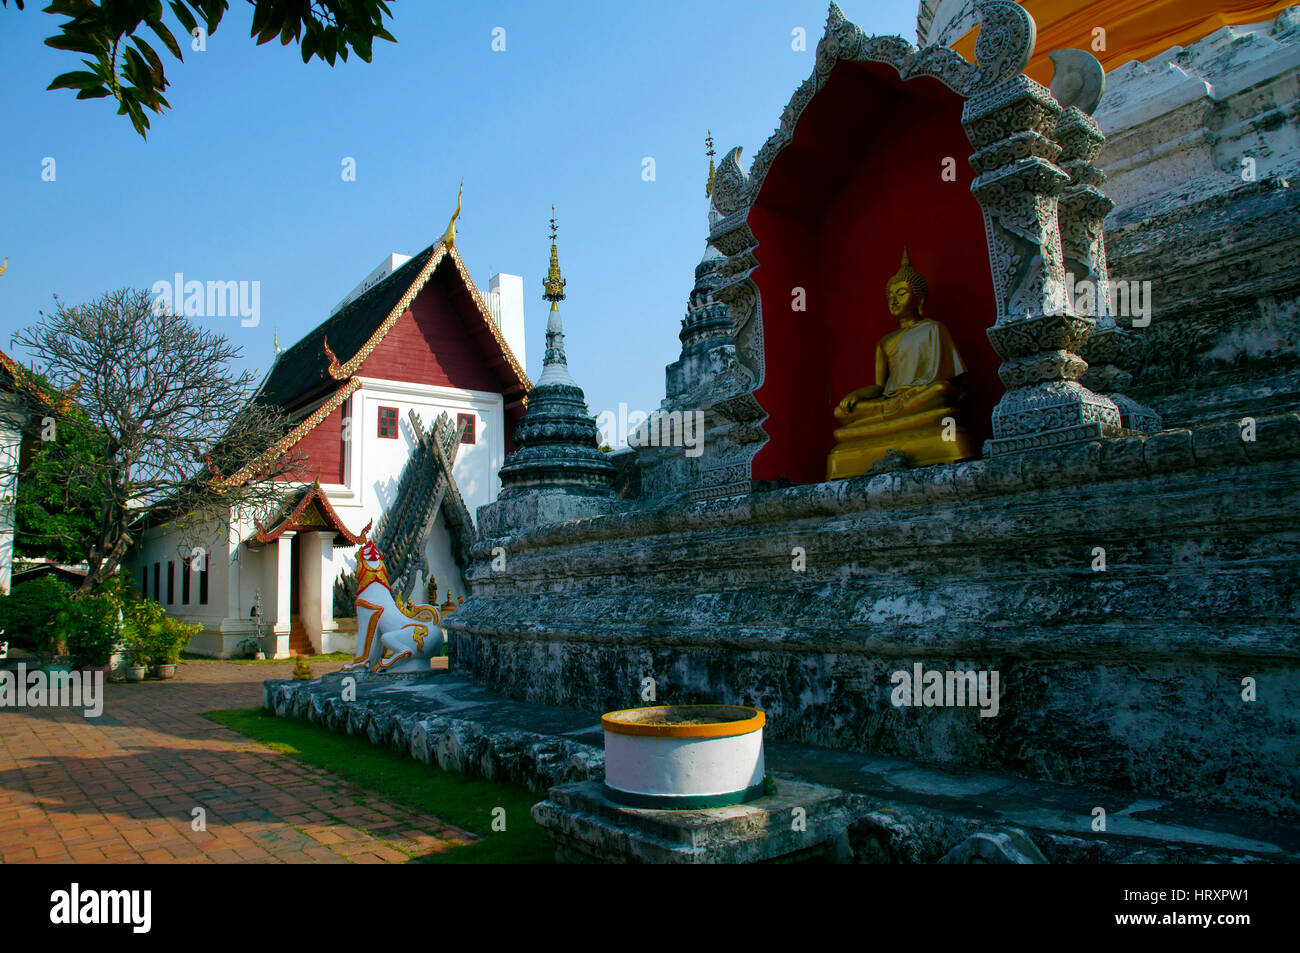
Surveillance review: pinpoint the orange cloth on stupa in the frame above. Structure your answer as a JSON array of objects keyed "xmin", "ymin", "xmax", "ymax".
[{"xmin": 949, "ymin": 0, "xmax": 1295, "ymax": 84}]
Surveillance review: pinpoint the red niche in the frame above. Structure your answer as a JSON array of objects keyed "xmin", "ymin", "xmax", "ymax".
[{"xmin": 749, "ymin": 60, "xmax": 1000, "ymax": 485}]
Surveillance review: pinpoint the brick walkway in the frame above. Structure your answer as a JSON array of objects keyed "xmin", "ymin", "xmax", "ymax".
[{"xmin": 0, "ymin": 659, "xmax": 476, "ymax": 864}]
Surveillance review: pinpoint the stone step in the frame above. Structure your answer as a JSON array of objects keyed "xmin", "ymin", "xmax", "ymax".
[
  {"xmin": 261, "ymin": 672, "xmax": 1300, "ymax": 863},
  {"xmin": 288, "ymin": 620, "xmax": 313, "ymax": 656},
  {"xmin": 764, "ymin": 742, "xmax": 1300, "ymax": 863}
]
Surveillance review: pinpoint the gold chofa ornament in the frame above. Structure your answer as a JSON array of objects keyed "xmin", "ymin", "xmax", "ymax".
[{"xmin": 440, "ymin": 179, "xmax": 463, "ymax": 247}]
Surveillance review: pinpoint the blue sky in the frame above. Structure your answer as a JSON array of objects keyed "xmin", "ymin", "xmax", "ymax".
[{"xmin": 0, "ymin": 1, "xmax": 916, "ymax": 441}]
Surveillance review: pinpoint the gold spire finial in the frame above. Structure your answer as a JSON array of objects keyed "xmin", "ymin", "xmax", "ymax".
[
  {"xmin": 274, "ymin": 327, "xmax": 282, "ymax": 355},
  {"xmin": 440, "ymin": 179, "xmax": 464, "ymax": 247},
  {"xmin": 706, "ymin": 131, "xmax": 716, "ymax": 197},
  {"xmin": 543, "ymin": 205, "xmax": 566, "ymax": 310}
]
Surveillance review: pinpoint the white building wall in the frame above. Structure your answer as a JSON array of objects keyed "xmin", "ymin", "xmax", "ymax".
[
  {"xmin": 127, "ymin": 516, "xmax": 233, "ymax": 655},
  {"xmin": 423, "ymin": 509, "xmax": 467, "ymax": 605},
  {"xmin": 488, "ymin": 273, "xmax": 528, "ymax": 373},
  {"xmin": 330, "ymin": 253, "xmax": 413, "ymax": 316},
  {"xmin": 121, "ymin": 374, "xmax": 504, "ymax": 656},
  {"xmin": 328, "ymin": 378, "xmax": 503, "ymax": 532},
  {"xmin": 319, "ymin": 378, "xmax": 504, "ymax": 603},
  {"xmin": 0, "ymin": 397, "xmax": 23, "ymax": 594}
]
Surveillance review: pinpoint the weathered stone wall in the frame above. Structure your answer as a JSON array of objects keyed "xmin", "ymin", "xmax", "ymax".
[
  {"xmin": 1107, "ymin": 179, "xmax": 1300, "ymax": 429},
  {"xmin": 1096, "ymin": 9, "xmax": 1300, "ymax": 225},
  {"xmin": 448, "ymin": 416, "xmax": 1300, "ymax": 819}
]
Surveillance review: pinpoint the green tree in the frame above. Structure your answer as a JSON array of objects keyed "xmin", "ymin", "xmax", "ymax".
[
  {"xmin": 8, "ymin": 287, "xmax": 307, "ymax": 593},
  {"xmin": 13, "ymin": 400, "xmax": 105, "ymax": 564},
  {"xmin": 2, "ymin": 0, "xmax": 396, "ymax": 137}
]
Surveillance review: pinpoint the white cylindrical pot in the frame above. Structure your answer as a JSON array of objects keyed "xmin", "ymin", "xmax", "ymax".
[{"xmin": 602, "ymin": 705, "xmax": 766, "ymax": 809}]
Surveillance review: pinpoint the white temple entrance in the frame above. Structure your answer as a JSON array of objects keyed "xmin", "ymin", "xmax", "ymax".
[{"xmin": 247, "ymin": 482, "xmax": 371, "ymax": 658}]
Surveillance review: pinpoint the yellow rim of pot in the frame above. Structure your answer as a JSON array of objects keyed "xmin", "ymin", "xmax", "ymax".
[{"xmin": 601, "ymin": 705, "xmax": 765, "ymax": 738}]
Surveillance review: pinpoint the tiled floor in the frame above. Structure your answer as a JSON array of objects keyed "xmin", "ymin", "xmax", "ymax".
[{"xmin": 0, "ymin": 659, "xmax": 475, "ymax": 863}]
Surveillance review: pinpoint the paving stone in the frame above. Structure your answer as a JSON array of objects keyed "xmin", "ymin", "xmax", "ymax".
[{"xmin": 0, "ymin": 659, "xmax": 477, "ymax": 864}]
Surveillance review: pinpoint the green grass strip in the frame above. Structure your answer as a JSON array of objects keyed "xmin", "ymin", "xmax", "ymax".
[{"xmin": 205, "ymin": 707, "xmax": 553, "ymax": 864}]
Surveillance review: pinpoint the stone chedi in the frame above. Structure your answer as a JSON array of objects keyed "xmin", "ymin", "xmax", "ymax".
[
  {"xmin": 342, "ymin": 539, "xmax": 443, "ymax": 675},
  {"xmin": 637, "ymin": 133, "xmax": 757, "ymax": 502},
  {"xmin": 486, "ymin": 211, "xmax": 616, "ymax": 529},
  {"xmin": 827, "ymin": 250, "xmax": 975, "ymax": 479}
]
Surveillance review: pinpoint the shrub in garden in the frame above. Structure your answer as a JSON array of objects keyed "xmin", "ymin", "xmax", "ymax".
[
  {"xmin": 153, "ymin": 617, "xmax": 201, "ymax": 664},
  {"xmin": 121, "ymin": 597, "xmax": 165, "ymax": 642},
  {"xmin": 62, "ymin": 593, "xmax": 121, "ymax": 668},
  {"xmin": 121, "ymin": 623, "xmax": 152, "ymax": 668},
  {"xmin": 0, "ymin": 576, "xmax": 70, "ymax": 651}
]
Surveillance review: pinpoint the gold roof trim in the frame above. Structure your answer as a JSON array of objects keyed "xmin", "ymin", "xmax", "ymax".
[
  {"xmin": 327, "ymin": 243, "xmax": 450, "ymax": 381},
  {"xmin": 446, "ymin": 244, "xmax": 531, "ymax": 393},
  {"xmin": 322, "ymin": 240, "xmax": 529, "ymax": 394},
  {"xmin": 216, "ymin": 376, "xmax": 362, "ymax": 488}
]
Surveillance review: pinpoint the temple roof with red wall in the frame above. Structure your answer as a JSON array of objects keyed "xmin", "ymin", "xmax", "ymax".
[
  {"xmin": 227, "ymin": 238, "xmax": 531, "ymax": 486},
  {"xmin": 257, "ymin": 240, "xmax": 529, "ymax": 413}
]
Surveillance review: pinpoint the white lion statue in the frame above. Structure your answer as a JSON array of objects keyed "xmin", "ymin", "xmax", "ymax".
[{"xmin": 342, "ymin": 540, "xmax": 444, "ymax": 675}]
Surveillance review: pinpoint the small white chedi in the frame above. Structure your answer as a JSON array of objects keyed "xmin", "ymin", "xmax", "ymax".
[{"xmin": 342, "ymin": 540, "xmax": 444, "ymax": 674}]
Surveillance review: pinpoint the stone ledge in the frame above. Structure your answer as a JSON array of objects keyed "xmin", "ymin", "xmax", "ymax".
[
  {"xmin": 468, "ymin": 413, "xmax": 1300, "ymax": 555},
  {"xmin": 263, "ymin": 673, "xmax": 604, "ymax": 794},
  {"xmin": 444, "ymin": 620, "xmax": 1300, "ymax": 662},
  {"xmin": 262, "ymin": 674, "xmax": 1300, "ymax": 862}
]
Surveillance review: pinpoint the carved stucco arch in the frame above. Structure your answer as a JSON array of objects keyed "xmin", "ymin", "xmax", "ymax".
[{"xmin": 695, "ymin": 1, "xmax": 1114, "ymax": 498}]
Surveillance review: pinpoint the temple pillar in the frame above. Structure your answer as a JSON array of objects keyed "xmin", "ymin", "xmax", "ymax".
[
  {"xmin": 963, "ymin": 72, "xmax": 1122, "ymax": 455},
  {"xmin": 225, "ymin": 534, "xmax": 241, "ymax": 621},
  {"xmin": 268, "ymin": 532, "xmax": 294, "ymax": 659},
  {"xmin": 217, "ymin": 526, "xmax": 255, "ymax": 655},
  {"xmin": 300, "ymin": 530, "xmax": 337, "ymax": 654},
  {"xmin": 0, "ymin": 402, "xmax": 22, "ymax": 595},
  {"xmin": 1055, "ymin": 104, "xmax": 1161, "ymax": 432}
]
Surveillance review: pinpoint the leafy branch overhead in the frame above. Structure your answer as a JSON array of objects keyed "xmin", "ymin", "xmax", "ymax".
[{"xmin": 3, "ymin": 0, "xmax": 396, "ymax": 138}]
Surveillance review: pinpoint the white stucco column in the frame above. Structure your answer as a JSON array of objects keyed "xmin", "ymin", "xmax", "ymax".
[
  {"xmin": 215, "ymin": 526, "xmax": 254, "ymax": 658},
  {"xmin": 0, "ymin": 409, "xmax": 23, "ymax": 595},
  {"xmin": 300, "ymin": 531, "xmax": 338, "ymax": 654},
  {"xmin": 269, "ymin": 532, "xmax": 294, "ymax": 659},
  {"xmin": 226, "ymin": 544, "xmax": 241, "ymax": 620},
  {"xmin": 219, "ymin": 526, "xmax": 245, "ymax": 626}
]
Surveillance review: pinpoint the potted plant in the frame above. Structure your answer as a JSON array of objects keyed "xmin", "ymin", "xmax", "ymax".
[
  {"xmin": 120, "ymin": 596, "xmax": 164, "ymax": 680},
  {"xmin": 151, "ymin": 617, "xmax": 199, "ymax": 679},
  {"xmin": 123, "ymin": 624, "xmax": 149, "ymax": 682},
  {"xmin": 64, "ymin": 591, "xmax": 120, "ymax": 674}
]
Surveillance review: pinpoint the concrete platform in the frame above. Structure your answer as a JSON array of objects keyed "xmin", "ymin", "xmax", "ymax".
[
  {"xmin": 264, "ymin": 671, "xmax": 1300, "ymax": 863},
  {"xmin": 532, "ymin": 778, "xmax": 857, "ymax": 864}
]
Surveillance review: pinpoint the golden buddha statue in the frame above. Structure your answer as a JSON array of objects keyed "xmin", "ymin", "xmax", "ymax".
[{"xmin": 826, "ymin": 249, "xmax": 976, "ymax": 480}]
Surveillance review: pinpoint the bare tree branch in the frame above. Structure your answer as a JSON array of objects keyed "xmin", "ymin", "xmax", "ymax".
[{"xmin": 8, "ymin": 287, "xmax": 308, "ymax": 592}]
